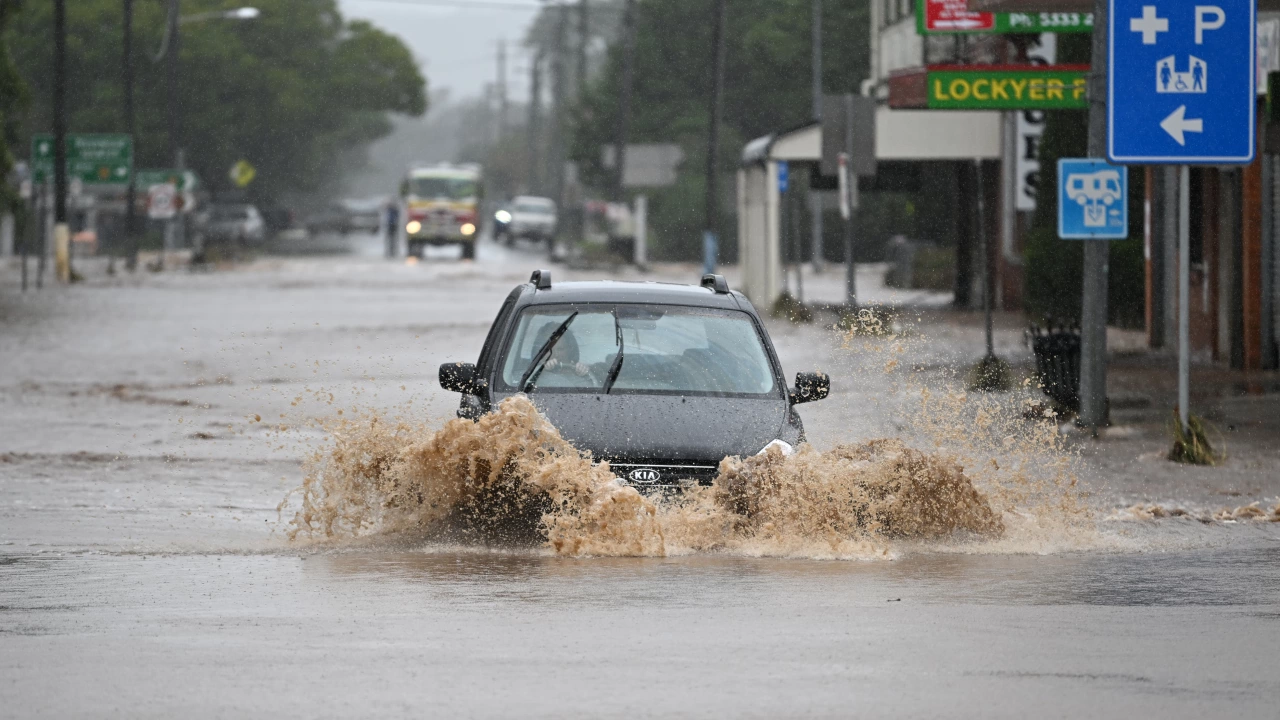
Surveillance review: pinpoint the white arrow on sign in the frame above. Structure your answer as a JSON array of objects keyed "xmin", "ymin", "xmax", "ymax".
[{"xmin": 1160, "ymin": 105, "xmax": 1204, "ymax": 146}]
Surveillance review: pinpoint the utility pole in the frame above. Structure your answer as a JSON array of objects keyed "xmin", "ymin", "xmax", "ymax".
[
  {"xmin": 613, "ymin": 0, "xmax": 637, "ymax": 200},
  {"xmin": 549, "ymin": 6, "xmax": 568, "ymax": 208},
  {"xmin": 123, "ymin": 0, "xmax": 138, "ymax": 271},
  {"xmin": 810, "ymin": 0, "xmax": 824, "ymax": 272},
  {"xmin": 497, "ymin": 40, "xmax": 508, "ymax": 141},
  {"xmin": 165, "ymin": 0, "xmax": 185, "ymax": 265},
  {"xmin": 702, "ymin": 0, "xmax": 726, "ymax": 275},
  {"xmin": 577, "ymin": 0, "xmax": 589, "ymax": 99},
  {"xmin": 527, "ymin": 50, "xmax": 543, "ymax": 194},
  {"xmin": 52, "ymin": 0, "xmax": 70, "ymax": 283},
  {"xmin": 1078, "ymin": 0, "xmax": 1109, "ymax": 432}
]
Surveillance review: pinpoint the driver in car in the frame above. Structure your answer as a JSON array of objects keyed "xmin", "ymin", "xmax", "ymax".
[{"xmin": 531, "ymin": 323, "xmax": 591, "ymax": 379}]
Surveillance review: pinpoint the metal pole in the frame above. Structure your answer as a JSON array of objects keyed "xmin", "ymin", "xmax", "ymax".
[
  {"xmin": 843, "ymin": 94, "xmax": 857, "ymax": 307},
  {"xmin": 549, "ymin": 6, "xmax": 568, "ymax": 209},
  {"xmin": 976, "ymin": 158, "xmax": 994, "ymax": 357},
  {"xmin": 577, "ymin": 0, "xmax": 589, "ymax": 99},
  {"xmin": 164, "ymin": 0, "xmax": 181, "ymax": 267},
  {"xmin": 497, "ymin": 40, "xmax": 507, "ymax": 141},
  {"xmin": 809, "ymin": 0, "xmax": 823, "ymax": 272},
  {"xmin": 527, "ymin": 51, "xmax": 542, "ymax": 193},
  {"xmin": 702, "ymin": 0, "xmax": 726, "ymax": 275},
  {"xmin": 123, "ymin": 0, "xmax": 138, "ymax": 271},
  {"xmin": 613, "ymin": 0, "xmax": 636, "ymax": 201},
  {"xmin": 1079, "ymin": 0, "xmax": 1110, "ymax": 430},
  {"xmin": 53, "ymin": 0, "xmax": 70, "ymax": 284},
  {"xmin": 1178, "ymin": 165, "xmax": 1190, "ymax": 431}
]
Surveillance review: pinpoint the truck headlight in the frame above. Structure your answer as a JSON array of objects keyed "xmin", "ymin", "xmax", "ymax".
[
  {"xmin": 757, "ymin": 440, "xmax": 793, "ymax": 457},
  {"xmin": 406, "ymin": 220, "xmax": 422, "ymax": 234},
  {"xmin": 494, "ymin": 210, "xmax": 511, "ymax": 223},
  {"xmin": 460, "ymin": 223, "xmax": 476, "ymax": 236}
]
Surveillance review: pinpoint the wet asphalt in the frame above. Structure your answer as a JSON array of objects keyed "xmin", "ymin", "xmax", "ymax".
[{"xmin": 1, "ymin": 232, "xmax": 1277, "ymax": 718}]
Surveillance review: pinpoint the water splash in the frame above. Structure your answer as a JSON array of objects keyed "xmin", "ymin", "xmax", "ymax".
[{"xmin": 282, "ymin": 395, "xmax": 1032, "ymax": 558}]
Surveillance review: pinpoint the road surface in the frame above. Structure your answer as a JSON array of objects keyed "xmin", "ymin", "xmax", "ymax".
[{"xmin": 1, "ymin": 232, "xmax": 1277, "ymax": 718}]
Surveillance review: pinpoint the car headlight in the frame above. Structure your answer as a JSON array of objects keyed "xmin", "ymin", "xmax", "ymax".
[
  {"xmin": 406, "ymin": 220, "xmax": 422, "ymax": 234},
  {"xmin": 494, "ymin": 210, "xmax": 511, "ymax": 223},
  {"xmin": 757, "ymin": 439, "xmax": 793, "ymax": 457},
  {"xmin": 460, "ymin": 223, "xmax": 476, "ymax": 236}
]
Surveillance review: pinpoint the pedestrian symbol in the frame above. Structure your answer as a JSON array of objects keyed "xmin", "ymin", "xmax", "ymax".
[
  {"xmin": 1157, "ymin": 56, "xmax": 1206, "ymax": 93},
  {"xmin": 1058, "ymin": 159, "xmax": 1128, "ymax": 239}
]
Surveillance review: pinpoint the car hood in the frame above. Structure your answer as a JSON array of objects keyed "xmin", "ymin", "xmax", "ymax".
[{"xmin": 497, "ymin": 392, "xmax": 787, "ymax": 463}]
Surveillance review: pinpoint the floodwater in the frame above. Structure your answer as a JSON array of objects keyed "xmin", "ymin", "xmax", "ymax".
[{"xmin": 2, "ymin": 235, "xmax": 1279, "ymax": 718}]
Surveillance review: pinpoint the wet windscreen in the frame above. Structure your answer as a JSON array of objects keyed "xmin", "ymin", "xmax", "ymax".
[
  {"xmin": 498, "ymin": 304, "xmax": 777, "ymax": 397},
  {"xmin": 408, "ymin": 176, "xmax": 477, "ymax": 199}
]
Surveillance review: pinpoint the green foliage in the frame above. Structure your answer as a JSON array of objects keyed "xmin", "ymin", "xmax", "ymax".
[
  {"xmin": 6, "ymin": 0, "xmax": 425, "ymax": 203},
  {"xmin": 571, "ymin": 0, "xmax": 868, "ymax": 260},
  {"xmin": 1024, "ymin": 34, "xmax": 1145, "ymax": 329},
  {"xmin": 0, "ymin": 0, "xmax": 29, "ymax": 214}
]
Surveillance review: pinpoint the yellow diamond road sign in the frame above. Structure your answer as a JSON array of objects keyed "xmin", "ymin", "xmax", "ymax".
[{"xmin": 229, "ymin": 159, "xmax": 256, "ymax": 188}]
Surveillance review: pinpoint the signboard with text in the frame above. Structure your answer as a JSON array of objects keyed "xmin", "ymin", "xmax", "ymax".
[
  {"xmin": 924, "ymin": 65, "xmax": 1089, "ymax": 110},
  {"xmin": 31, "ymin": 133, "xmax": 133, "ymax": 185},
  {"xmin": 917, "ymin": 0, "xmax": 1091, "ymax": 34}
]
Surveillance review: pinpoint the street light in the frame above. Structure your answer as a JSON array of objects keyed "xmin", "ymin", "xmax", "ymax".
[{"xmin": 151, "ymin": 3, "xmax": 259, "ymax": 262}]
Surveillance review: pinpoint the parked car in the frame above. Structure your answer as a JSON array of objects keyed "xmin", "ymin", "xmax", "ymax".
[
  {"xmin": 438, "ymin": 270, "xmax": 829, "ymax": 490},
  {"xmin": 500, "ymin": 196, "xmax": 557, "ymax": 245},
  {"xmin": 203, "ymin": 204, "xmax": 265, "ymax": 246}
]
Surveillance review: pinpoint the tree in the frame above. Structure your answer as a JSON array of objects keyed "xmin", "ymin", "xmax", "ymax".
[
  {"xmin": 567, "ymin": 0, "xmax": 869, "ymax": 260},
  {"xmin": 0, "ymin": 0, "xmax": 29, "ymax": 214},
  {"xmin": 5, "ymin": 0, "xmax": 425, "ymax": 203}
]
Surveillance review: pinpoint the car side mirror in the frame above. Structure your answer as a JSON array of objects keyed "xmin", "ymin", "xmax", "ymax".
[
  {"xmin": 439, "ymin": 362, "xmax": 487, "ymax": 394},
  {"xmin": 791, "ymin": 371, "xmax": 830, "ymax": 404}
]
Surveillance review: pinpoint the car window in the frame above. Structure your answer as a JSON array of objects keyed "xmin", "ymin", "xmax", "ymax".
[
  {"xmin": 515, "ymin": 201, "xmax": 553, "ymax": 214},
  {"xmin": 497, "ymin": 304, "xmax": 777, "ymax": 397}
]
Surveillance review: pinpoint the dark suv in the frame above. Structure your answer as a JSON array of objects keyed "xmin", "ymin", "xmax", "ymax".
[{"xmin": 439, "ymin": 270, "xmax": 829, "ymax": 490}]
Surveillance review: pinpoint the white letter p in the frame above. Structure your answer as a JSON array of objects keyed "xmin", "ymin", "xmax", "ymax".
[{"xmin": 1195, "ymin": 6, "xmax": 1226, "ymax": 44}]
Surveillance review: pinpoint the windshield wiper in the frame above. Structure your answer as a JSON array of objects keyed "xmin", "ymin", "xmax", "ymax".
[
  {"xmin": 519, "ymin": 312, "xmax": 578, "ymax": 393},
  {"xmin": 602, "ymin": 309, "xmax": 625, "ymax": 394}
]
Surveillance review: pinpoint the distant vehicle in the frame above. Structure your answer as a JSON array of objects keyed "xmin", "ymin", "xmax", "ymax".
[
  {"xmin": 438, "ymin": 270, "xmax": 829, "ymax": 491},
  {"xmin": 338, "ymin": 197, "xmax": 385, "ymax": 234},
  {"xmin": 401, "ymin": 164, "xmax": 483, "ymax": 260},
  {"xmin": 1065, "ymin": 169, "xmax": 1123, "ymax": 206},
  {"xmin": 204, "ymin": 203, "xmax": 265, "ymax": 246},
  {"xmin": 500, "ymin": 195, "xmax": 557, "ymax": 245}
]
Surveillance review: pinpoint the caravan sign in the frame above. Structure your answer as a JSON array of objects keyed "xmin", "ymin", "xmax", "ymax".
[{"xmin": 1058, "ymin": 159, "xmax": 1128, "ymax": 239}]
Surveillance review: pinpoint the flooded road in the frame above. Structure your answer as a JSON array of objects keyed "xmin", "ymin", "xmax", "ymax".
[{"xmin": 2, "ymin": 236, "xmax": 1278, "ymax": 717}]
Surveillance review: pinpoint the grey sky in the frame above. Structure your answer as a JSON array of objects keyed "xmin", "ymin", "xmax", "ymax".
[{"xmin": 338, "ymin": 0, "xmax": 542, "ymax": 103}]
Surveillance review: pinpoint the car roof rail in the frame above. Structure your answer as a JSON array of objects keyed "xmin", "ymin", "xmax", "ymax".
[
  {"xmin": 530, "ymin": 269, "xmax": 552, "ymax": 289},
  {"xmin": 701, "ymin": 274, "xmax": 730, "ymax": 294}
]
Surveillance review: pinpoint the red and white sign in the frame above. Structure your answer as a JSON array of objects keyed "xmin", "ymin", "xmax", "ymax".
[
  {"xmin": 923, "ymin": 0, "xmax": 993, "ymax": 32},
  {"xmin": 147, "ymin": 182, "xmax": 177, "ymax": 220}
]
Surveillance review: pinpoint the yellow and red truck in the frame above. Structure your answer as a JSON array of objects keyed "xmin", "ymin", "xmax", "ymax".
[{"xmin": 401, "ymin": 163, "xmax": 483, "ymax": 259}]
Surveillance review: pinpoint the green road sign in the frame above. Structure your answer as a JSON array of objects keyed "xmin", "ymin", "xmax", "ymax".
[
  {"xmin": 924, "ymin": 65, "xmax": 1089, "ymax": 110},
  {"xmin": 917, "ymin": 0, "xmax": 1092, "ymax": 35},
  {"xmin": 135, "ymin": 168, "xmax": 199, "ymax": 191},
  {"xmin": 31, "ymin": 133, "xmax": 133, "ymax": 185}
]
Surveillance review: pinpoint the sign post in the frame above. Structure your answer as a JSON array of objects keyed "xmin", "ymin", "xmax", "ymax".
[
  {"xmin": 1057, "ymin": 159, "xmax": 1129, "ymax": 239},
  {"xmin": 1108, "ymin": 0, "xmax": 1256, "ymax": 432}
]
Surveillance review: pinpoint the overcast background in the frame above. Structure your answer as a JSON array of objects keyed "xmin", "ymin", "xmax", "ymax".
[{"xmin": 337, "ymin": 0, "xmax": 544, "ymax": 197}]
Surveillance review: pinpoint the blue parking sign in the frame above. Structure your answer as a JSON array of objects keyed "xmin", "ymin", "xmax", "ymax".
[
  {"xmin": 1058, "ymin": 159, "xmax": 1128, "ymax": 239},
  {"xmin": 777, "ymin": 161, "xmax": 789, "ymax": 192},
  {"xmin": 1108, "ymin": 0, "xmax": 1256, "ymax": 164}
]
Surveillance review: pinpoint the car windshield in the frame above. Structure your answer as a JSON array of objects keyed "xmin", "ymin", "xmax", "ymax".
[
  {"xmin": 498, "ymin": 304, "xmax": 776, "ymax": 397},
  {"xmin": 515, "ymin": 200, "xmax": 554, "ymax": 214},
  {"xmin": 409, "ymin": 176, "xmax": 477, "ymax": 199},
  {"xmin": 212, "ymin": 206, "xmax": 249, "ymax": 221}
]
